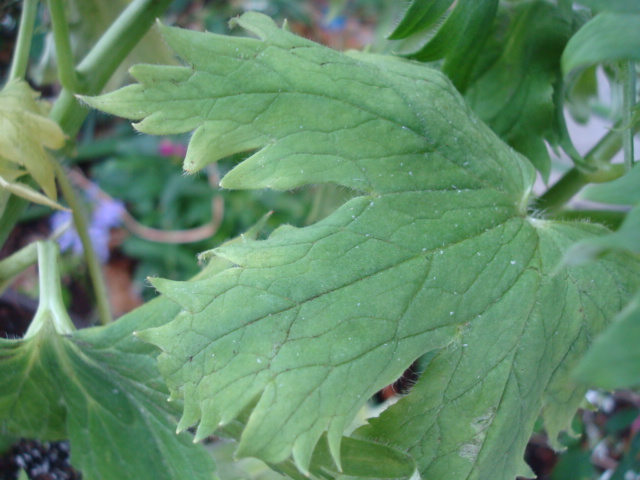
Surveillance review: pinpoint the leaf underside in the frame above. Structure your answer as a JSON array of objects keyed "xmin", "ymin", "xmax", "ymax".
[
  {"xmin": 0, "ymin": 297, "xmax": 214, "ymax": 480},
  {"xmin": 85, "ymin": 13, "xmax": 640, "ymax": 480}
]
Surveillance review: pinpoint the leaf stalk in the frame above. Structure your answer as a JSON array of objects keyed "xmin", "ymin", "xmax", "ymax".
[
  {"xmin": 537, "ymin": 122, "xmax": 639, "ymax": 215},
  {"xmin": 24, "ymin": 241, "xmax": 75, "ymax": 339},
  {"xmin": 7, "ymin": 0, "xmax": 39, "ymax": 82},
  {"xmin": 53, "ymin": 161, "xmax": 112, "ymax": 325},
  {"xmin": 47, "ymin": 0, "xmax": 78, "ymax": 92}
]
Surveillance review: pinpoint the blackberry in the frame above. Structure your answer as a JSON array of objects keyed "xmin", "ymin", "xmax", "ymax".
[{"xmin": 0, "ymin": 439, "xmax": 81, "ymax": 480}]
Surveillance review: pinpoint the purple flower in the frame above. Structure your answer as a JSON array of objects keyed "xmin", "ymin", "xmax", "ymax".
[{"xmin": 50, "ymin": 197, "xmax": 124, "ymax": 263}]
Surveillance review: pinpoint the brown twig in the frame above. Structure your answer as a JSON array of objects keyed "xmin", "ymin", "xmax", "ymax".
[{"xmin": 67, "ymin": 167, "xmax": 224, "ymax": 244}]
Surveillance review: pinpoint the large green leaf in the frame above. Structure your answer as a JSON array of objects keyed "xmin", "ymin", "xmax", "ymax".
[{"xmin": 85, "ymin": 13, "xmax": 640, "ymax": 479}]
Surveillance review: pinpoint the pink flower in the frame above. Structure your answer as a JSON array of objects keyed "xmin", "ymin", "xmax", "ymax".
[{"xmin": 158, "ymin": 139, "xmax": 187, "ymax": 158}]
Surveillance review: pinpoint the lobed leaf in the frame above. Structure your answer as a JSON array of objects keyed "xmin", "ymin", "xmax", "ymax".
[
  {"xmin": 0, "ymin": 80, "xmax": 65, "ymax": 204},
  {"xmin": 86, "ymin": 13, "xmax": 640, "ymax": 479}
]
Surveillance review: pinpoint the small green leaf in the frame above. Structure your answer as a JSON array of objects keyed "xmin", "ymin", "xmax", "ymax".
[
  {"xmin": 574, "ymin": 292, "xmax": 640, "ymax": 389},
  {"xmin": 582, "ymin": 161, "xmax": 640, "ymax": 205},
  {"xmin": 388, "ymin": 0, "xmax": 453, "ymax": 40},
  {"xmin": 560, "ymin": 203, "xmax": 640, "ymax": 266},
  {"xmin": 87, "ymin": 13, "xmax": 640, "ymax": 479},
  {"xmin": 562, "ymin": 13, "xmax": 640, "ymax": 75},
  {"xmin": 0, "ymin": 80, "xmax": 65, "ymax": 202},
  {"xmin": 0, "ymin": 173, "xmax": 68, "ymax": 210}
]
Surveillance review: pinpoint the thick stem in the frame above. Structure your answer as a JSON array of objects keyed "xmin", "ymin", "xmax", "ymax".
[
  {"xmin": 49, "ymin": 0, "xmax": 173, "ymax": 135},
  {"xmin": 7, "ymin": 0, "xmax": 39, "ymax": 82},
  {"xmin": 536, "ymin": 123, "xmax": 636, "ymax": 215},
  {"xmin": 47, "ymin": 0, "xmax": 78, "ymax": 92},
  {"xmin": 24, "ymin": 241, "xmax": 75, "ymax": 338},
  {"xmin": 53, "ymin": 161, "xmax": 112, "ymax": 325}
]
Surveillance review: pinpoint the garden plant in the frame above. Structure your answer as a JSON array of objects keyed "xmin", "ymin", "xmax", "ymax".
[{"xmin": 1, "ymin": 0, "xmax": 640, "ymax": 479}]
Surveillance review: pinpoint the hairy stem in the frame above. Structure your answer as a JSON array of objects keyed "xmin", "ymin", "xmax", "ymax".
[
  {"xmin": 47, "ymin": 0, "xmax": 78, "ymax": 92},
  {"xmin": 7, "ymin": 0, "xmax": 39, "ymax": 82},
  {"xmin": 53, "ymin": 161, "xmax": 112, "ymax": 325},
  {"xmin": 549, "ymin": 209, "xmax": 627, "ymax": 230}
]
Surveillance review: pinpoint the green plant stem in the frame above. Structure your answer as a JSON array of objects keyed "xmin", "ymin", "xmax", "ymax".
[
  {"xmin": 623, "ymin": 61, "xmax": 636, "ymax": 171},
  {"xmin": 7, "ymin": 0, "xmax": 39, "ymax": 82},
  {"xmin": 536, "ymin": 125, "xmax": 633, "ymax": 215},
  {"xmin": 49, "ymin": 0, "xmax": 173, "ymax": 134},
  {"xmin": 0, "ymin": 242, "xmax": 38, "ymax": 294},
  {"xmin": 31, "ymin": 0, "xmax": 171, "ymax": 324},
  {"xmin": 24, "ymin": 241, "xmax": 75, "ymax": 339},
  {"xmin": 549, "ymin": 209, "xmax": 627, "ymax": 230},
  {"xmin": 53, "ymin": 161, "xmax": 112, "ymax": 325},
  {"xmin": 47, "ymin": 0, "xmax": 77, "ymax": 92}
]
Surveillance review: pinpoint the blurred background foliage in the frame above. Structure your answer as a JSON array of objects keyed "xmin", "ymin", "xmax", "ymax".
[{"xmin": 0, "ymin": 1, "xmax": 639, "ymax": 479}]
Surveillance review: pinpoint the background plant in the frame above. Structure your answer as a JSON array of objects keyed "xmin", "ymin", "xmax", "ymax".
[{"xmin": 0, "ymin": 1, "xmax": 639, "ymax": 479}]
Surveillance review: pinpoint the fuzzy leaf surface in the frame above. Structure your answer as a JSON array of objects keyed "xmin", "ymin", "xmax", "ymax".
[{"xmin": 86, "ymin": 13, "xmax": 640, "ymax": 479}]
